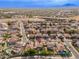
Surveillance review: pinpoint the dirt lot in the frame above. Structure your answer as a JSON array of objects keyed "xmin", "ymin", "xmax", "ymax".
[{"xmin": 70, "ymin": 16, "xmax": 79, "ymax": 21}]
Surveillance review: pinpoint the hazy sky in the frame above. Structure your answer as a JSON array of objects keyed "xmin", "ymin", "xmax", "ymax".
[{"xmin": 0, "ymin": 0, "xmax": 79, "ymax": 8}]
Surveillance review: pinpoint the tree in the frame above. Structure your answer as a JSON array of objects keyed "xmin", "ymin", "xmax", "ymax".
[
  {"xmin": 59, "ymin": 50, "xmax": 72, "ymax": 57},
  {"xmin": 23, "ymin": 49, "xmax": 37, "ymax": 56},
  {"xmin": 0, "ymin": 33, "xmax": 12, "ymax": 59},
  {"xmin": 7, "ymin": 21, "xmax": 12, "ymax": 26},
  {"xmin": 2, "ymin": 33, "xmax": 11, "ymax": 41},
  {"xmin": 2, "ymin": 33, "xmax": 11, "ymax": 53},
  {"xmin": 47, "ymin": 31, "xmax": 51, "ymax": 36}
]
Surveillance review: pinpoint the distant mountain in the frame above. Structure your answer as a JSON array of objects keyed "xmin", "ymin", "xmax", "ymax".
[
  {"xmin": 52, "ymin": 3, "xmax": 78, "ymax": 8},
  {"xmin": 63, "ymin": 3, "xmax": 77, "ymax": 6}
]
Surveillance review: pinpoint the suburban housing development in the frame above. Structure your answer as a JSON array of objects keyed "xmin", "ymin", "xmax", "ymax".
[{"xmin": 0, "ymin": 8, "xmax": 79, "ymax": 59}]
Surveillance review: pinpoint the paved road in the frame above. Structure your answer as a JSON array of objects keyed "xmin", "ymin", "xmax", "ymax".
[
  {"xmin": 42, "ymin": 17, "xmax": 70, "ymax": 20},
  {"xmin": 64, "ymin": 38, "xmax": 79, "ymax": 59},
  {"xmin": 19, "ymin": 21, "xmax": 29, "ymax": 46},
  {"xmin": 67, "ymin": 42, "xmax": 79, "ymax": 59},
  {"xmin": 10, "ymin": 56, "xmax": 72, "ymax": 59}
]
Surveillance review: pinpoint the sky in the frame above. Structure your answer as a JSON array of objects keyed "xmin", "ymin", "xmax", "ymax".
[{"xmin": 0, "ymin": 0, "xmax": 79, "ymax": 8}]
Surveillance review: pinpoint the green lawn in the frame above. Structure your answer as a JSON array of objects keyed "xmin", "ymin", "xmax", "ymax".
[
  {"xmin": 22, "ymin": 48, "xmax": 72, "ymax": 57},
  {"xmin": 23, "ymin": 49, "xmax": 55, "ymax": 56}
]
